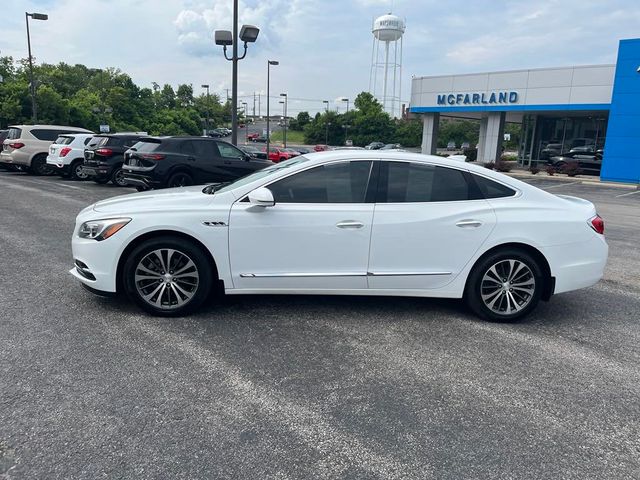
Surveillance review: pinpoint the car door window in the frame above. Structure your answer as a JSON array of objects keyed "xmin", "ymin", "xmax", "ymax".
[
  {"xmin": 380, "ymin": 162, "xmax": 473, "ymax": 202},
  {"xmin": 268, "ymin": 161, "xmax": 372, "ymax": 203},
  {"xmin": 216, "ymin": 142, "xmax": 245, "ymax": 160},
  {"xmin": 180, "ymin": 140, "xmax": 196, "ymax": 156},
  {"xmin": 193, "ymin": 140, "xmax": 216, "ymax": 160}
]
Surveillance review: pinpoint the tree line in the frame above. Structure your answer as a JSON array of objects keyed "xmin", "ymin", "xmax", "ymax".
[{"xmin": 0, "ymin": 56, "xmax": 512, "ymax": 148}]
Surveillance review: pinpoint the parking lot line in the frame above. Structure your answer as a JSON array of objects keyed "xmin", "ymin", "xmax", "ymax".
[
  {"xmin": 615, "ymin": 189, "xmax": 640, "ymax": 198},
  {"xmin": 540, "ymin": 181, "xmax": 582, "ymax": 190}
]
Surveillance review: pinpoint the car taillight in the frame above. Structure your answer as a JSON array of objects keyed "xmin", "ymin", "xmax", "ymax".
[
  {"xmin": 96, "ymin": 148, "xmax": 113, "ymax": 156},
  {"xmin": 59, "ymin": 147, "xmax": 72, "ymax": 157},
  {"xmin": 589, "ymin": 215, "xmax": 604, "ymax": 235},
  {"xmin": 9, "ymin": 142, "xmax": 25, "ymax": 149},
  {"xmin": 141, "ymin": 154, "xmax": 165, "ymax": 160}
]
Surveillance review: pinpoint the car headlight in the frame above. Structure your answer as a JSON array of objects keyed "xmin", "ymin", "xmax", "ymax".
[{"xmin": 78, "ymin": 218, "xmax": 131, "ymax": 241}]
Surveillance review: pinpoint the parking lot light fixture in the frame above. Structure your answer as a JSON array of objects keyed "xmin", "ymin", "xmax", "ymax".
[
  {"xmin": 25, "ymin": 11, "xmax": 48, "ymax": 123},
  {"xmin": 214, "ymin": 0, "xmax": 260, "ymax": 146},
  {"xmin": 323, "ymin": 100, "xmax": 329, "ymax": 113},
  {"xmin": 266, "ymin": 60, "xmax": 279, "ymax": 154}
]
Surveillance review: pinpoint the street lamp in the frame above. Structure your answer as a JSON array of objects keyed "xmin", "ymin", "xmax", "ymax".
[
  {"xmin": 266, "ymin": 60, "xmax": 279, "ymax": 155},
  {"xmin": 201, "ymin": 84, "xmax": 210, "ymax": 135},
  {"xmin": 279, "ymin": 93, "xmax": 288, "ymax": 147},
  {"xmin": 341, "ymin": 97, "xmax": 349, "ymax": 113},
  {"xmin": 322, "ymin": 100, "xmax": 329, "ymax": 113},
  {"xmin": 25, "ymin": 11, "xmax": 48, "ymax": 123},
  {"xmin": 325, "ymin": 121, "xmax": 331, "ymax": 145},
  {"xmin": 214, "ymin": 0, "xmax": 260, "ymax": 145}
]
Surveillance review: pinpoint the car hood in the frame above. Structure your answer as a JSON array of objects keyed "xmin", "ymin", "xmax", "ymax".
[{"xmin": 92, "ymin": 186, "xmax": 217, "ymax": 214}]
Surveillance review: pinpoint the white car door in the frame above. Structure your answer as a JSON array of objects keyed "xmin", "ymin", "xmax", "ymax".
[
  {"xmin": 228, "ymin": 160, "xmax": 375, "ymax": 291},
  {"xmin": 367, "ymin": 161, "xmax": 497, "ymax": 290}
]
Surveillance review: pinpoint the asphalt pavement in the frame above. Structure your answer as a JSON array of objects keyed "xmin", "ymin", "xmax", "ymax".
[{"xmin": 0, "ymin": 170, "xmax": 639, "ymax": 479}]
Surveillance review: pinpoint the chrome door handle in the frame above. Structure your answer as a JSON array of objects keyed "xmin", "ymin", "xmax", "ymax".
[
  {"xmin": 336, "ymin": 221, "xmax": 364, "ymax": 229},
  {"xmin": 456, "ymin": 220, "xmax": 483, "ymax": 228}
]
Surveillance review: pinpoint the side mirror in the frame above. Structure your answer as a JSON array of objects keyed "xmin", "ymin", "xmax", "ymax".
[{"xmin": 248, "ymin": 187, "xmax": 275, "ymax": 207}]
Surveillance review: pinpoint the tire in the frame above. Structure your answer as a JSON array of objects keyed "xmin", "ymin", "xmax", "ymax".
[
  {"xmin": 111, "ymin": 165, "xmax": 128, "ymax": 187},
  {"xmin": 279, "ymin": 157, "xmax": 286, "ymax": 162},
  {"xmin": 465, "ymin": 248, "xmax": 544, "ymax": 322},
  {"xmin": 122, "ymin": 236, "xmax": 214, "ymax": 316},
  {"xmin": 70, "ymin": 160, "xmax": 88, "ymax": 180},
  {"xmin": 136, "ymin": 186, "xmax": 149, "ymax": 192},
  {"xmin": 167, "ymin": 172, "xmax": 193, "ymax": 188},
  {"xmin": 29, "ymin": 154, "xmax": 52, "ymax": 175}
]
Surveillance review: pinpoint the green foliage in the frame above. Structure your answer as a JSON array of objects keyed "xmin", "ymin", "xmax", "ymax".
[
  {"xmin": 437, "ymin": 119, "xmax": 479, "ymax": 148},
  {"xmin": 0, "ymin": 56, "xmax": 228, "ymax": 135}
]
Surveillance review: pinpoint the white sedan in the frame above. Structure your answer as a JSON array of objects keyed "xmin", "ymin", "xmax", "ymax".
[{"xmin": 70, "ymin": 151, "xmax": 608, "ymax": 321}]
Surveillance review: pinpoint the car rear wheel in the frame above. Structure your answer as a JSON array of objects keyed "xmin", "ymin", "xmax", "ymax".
[
  {"xmin": 167, "ymin": 172, "xmax": 193, "ymax": 188},
  {"xmin": 30, "ymin": 154, "xmax": 52, "ymax": 175},
  {"xmin": 465, "ymin": 248, "xmax": 544, "ymax": 322},
  {"xmin": 70, "ymin": 160, "xmax": 88, "ymax": 180},
  {"xmin": 123, "ymin": 237, "xmax": 213, "ymax": 316},
  {"xmin": 111, "ymin": 166, "xmax": 128, "ymax": 187}
]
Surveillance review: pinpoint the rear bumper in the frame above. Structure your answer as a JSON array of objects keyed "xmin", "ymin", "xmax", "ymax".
[
  {"xmin": 0, "ymin": 150, "xmax": 30, "ymax": 166},
  {"xmin": 123, "ymin": 171, "xmax": 164, "ymax": 189},
  {"xmin": 82, "ymin": 165, "xmax": 111, "ymax": 180},
  {"xmin": 542, "ymin": 235, "xmax": 608, "ymax": 294}
]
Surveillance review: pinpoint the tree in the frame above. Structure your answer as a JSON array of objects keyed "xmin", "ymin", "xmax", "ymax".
[{"xmin": 176, "ymin": 84, "xmax": 194, "ymax": 108}]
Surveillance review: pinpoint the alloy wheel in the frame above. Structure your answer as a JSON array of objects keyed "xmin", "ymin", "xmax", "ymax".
[
  {"xmin": 169, "ymin": 174, "xmax": 191, "ymax": 187},
  {"xmin": 134, "ymin": 248, "xmax": 199, "ymax": 311},
  {"xmin": 113, "ymin": 168, "xmax": 128, "ymax": 186},
  {"xmin": 74, "ymin": 163, "xmax": 88, "ymax": 180},
  {"xmin": 480, "ymin": 259, "xmax": 536, "ymax": 315}
]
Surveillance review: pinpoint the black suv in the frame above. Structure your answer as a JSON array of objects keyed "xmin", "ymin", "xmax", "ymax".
[
  {"xmin": 83, "ymin": 134, "xmax": 147, "ymax": 186},
  {"xmin": 123, "ymin": 136, "xmax": 272, "ymax": 190}
]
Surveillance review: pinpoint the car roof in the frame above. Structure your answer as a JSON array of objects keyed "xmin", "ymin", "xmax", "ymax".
[{"xmin": 9, "ymin": 125, "xmax": 92, "ymax": 131}]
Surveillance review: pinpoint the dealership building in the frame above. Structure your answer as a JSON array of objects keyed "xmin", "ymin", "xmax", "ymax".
[{"xmin": 409, "ymin": 38, "xmax": 640, "ymax": 184}]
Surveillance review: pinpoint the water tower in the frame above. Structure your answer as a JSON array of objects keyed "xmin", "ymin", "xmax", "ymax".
[{"xmin": 369, "ymin": 13, "xmax": 405, "ymax": 118}]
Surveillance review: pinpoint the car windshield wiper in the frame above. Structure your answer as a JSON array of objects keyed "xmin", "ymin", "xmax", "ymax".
[{"xmin": 202, "ymin": 182, "xmax": 232, "ymax": 195}]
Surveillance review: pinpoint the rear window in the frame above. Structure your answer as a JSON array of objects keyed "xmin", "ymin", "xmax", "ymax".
[
  {"xmin": 130, "ymin": 140, "xmax": 163, "ymax": 153},
  {"xmin": 88, "ymin": 136, "xmax": 123, "ymax": 148},
  {"xmin": 7, "ymin": 128, "xmax": 22, "ymax": 140},
  {"xmin": 54, "ymin": 136, "xmax": 74, "ymax": 145}
]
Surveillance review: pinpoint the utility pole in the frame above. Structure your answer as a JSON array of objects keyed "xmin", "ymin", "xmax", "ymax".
[{"xmin": 25, "ymin": 12, "xmax": 48, "ymax": 123}]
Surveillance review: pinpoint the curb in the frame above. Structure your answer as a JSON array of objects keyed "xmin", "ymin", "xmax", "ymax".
[{"xmin": 504, "ymin": 170, "xmax": 638, "ymax": 190}]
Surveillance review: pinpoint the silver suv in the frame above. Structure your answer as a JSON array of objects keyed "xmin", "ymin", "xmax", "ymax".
[{"xmin": 0, "ymin": 125, "xmax": 93, "ymax": 175}]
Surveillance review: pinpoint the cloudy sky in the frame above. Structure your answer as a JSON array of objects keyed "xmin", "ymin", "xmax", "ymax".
[{"xmin": 2, "ymin": 0, "xmax": 640, "ymax": 115}]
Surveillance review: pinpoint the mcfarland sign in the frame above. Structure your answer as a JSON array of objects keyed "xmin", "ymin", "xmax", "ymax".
[{"xmin": 437, "ymin": 91, "xmax": 519, "ymax": 106}]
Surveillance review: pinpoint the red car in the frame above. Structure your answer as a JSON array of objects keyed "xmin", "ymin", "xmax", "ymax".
[
  {"xmin": 246, "ymin": 132, "xmax": 260, "ymax": 141},
  {"xmin": 314, "ymin": 144, "xmax": 331, "ymax": 152},
  {"xmin": 265, "ymin": 147, "xmax": 297, "ymax": 162}
]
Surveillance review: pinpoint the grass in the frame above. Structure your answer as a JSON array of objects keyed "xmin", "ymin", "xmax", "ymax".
[{"xmin": 268, "ymin": 129, "xmax": 306, "ymax": 145}]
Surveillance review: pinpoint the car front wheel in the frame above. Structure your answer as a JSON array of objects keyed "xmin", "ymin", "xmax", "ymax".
[
  {"xmin": 465, "ymin": 248, "xmax": 544, "ymax": 322},
  {"xmin": 123, "ymin": 236, "xmax": 213, "ymax": 316}
]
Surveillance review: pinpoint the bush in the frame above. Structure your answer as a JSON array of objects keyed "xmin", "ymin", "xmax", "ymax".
[
  {"xmin": 495, "ymin": 160, "xmax": 513, "ymax": 172},
  {"xmin": 529, "ymin": 166, "xmax": 540, "ymax": 175},
  {"xmin": 561, "ymin": 161, "xmax": 581, "ymax": 177},
  {"xmin": 463, "ymin": 147, "xmax": 477, "ymax": 162},
  {"xmin": 546, "ymin": 165, "xmax": 556, "ymax": 176},
  {"xmin": 483, "ymin": 161, "xmax": 495, "ymax": 170},
  {"xmin": 500, "ymin": 154, "xmax": 518, "ymax": 162}
]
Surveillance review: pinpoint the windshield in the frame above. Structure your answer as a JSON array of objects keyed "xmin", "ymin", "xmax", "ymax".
[{"xmin": 206, "ymin": 155, "xmax": 312, "ymax": 195}]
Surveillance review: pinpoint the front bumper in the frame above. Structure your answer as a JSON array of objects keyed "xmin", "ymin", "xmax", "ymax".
[{"xmin": 70, "ymin": 235, "xmax": 121, "ymax": 292}]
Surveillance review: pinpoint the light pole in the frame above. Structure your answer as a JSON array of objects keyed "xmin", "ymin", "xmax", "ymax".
[
  {"xmin": 341, "ymin": 97, "xmax": 349, "ymax": 113},
  {"xmin": 325, "ymin": 121, "xmax": 331, "ymax": 145},
  {"xmin": 242, "ymin": 101, "xmax": 248, "ymax": 142},
  {"xmin": 266, "ymin": 60, "xmax": 279, "ymax": 155},
  {"xmin": 25, "ymin": 12, "xmax": 48, "ymax": 123},
  {"xmin": 214, "ymin": 2, "xmax": 260, "ymax": 146},
  {"xmin": 322, "ymin": 100, "xmax": 329, "ymax": 113},
  {"xmin": 201, "ymin": 84, "xmax": 210, "ymax": 135},
  {"xmin": 279, "ymin": 93, "xmax": 288, "ymax": 147}
]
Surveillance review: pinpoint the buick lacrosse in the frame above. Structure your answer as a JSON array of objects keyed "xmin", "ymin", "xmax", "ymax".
[{"xmin": 71, "ymin": 151, "xmax": 607, "ymax": 321}]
